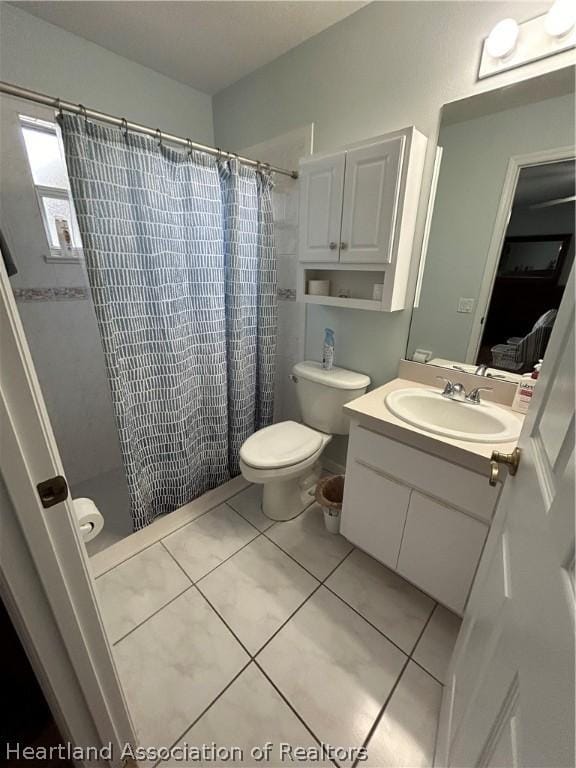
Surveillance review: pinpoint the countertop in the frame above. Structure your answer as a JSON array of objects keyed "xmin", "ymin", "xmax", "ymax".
[{"xmin": 344, "ymin": 378, "xmax": 525, "ymax": 476}]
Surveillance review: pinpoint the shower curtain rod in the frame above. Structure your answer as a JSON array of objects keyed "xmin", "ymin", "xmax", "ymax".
[{"xmin": 0, "ymin": 80, "xmax": 299, "ymax": 179}]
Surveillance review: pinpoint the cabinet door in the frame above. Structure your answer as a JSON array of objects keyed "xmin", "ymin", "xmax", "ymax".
[
  {"xmin": 340, "ymin": 460, "xmax": 410, "ymax": 570},
  {"xmin": 397, "ymin": 492, "xmax": 488, "ymax": 614},
  {"xmin": 298, "ymin": 152, "xmax": 345, "ymax": 262},
  {"xmin": 339, "ymin": 136, "xmax": 404, "ymax": 264}
]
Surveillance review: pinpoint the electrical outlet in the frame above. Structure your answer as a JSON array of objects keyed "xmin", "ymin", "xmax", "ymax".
[{"xmin": 457, "ymin": 297, "xmax": 475, "ymax": 314}]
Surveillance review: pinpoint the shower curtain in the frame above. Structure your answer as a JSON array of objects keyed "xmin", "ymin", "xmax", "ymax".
[{"xmin": 60, "ymin": 115, "xmax": 276, "ymax": 530}]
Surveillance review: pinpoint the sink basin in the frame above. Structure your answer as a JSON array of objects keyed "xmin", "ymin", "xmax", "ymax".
[{"xmin": 385, "ymin": 388, "xmax": 521, "ymax": 443}]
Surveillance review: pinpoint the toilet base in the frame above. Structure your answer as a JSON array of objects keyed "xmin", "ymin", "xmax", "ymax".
[{"xmin": 262, "ymin": 463, "xmax": 321, "ymax": 522}]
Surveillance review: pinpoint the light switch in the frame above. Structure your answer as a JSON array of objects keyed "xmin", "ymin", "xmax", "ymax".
[{"xmin": 457, "ymin": 297, "xmax": 475, "ymax": 314}]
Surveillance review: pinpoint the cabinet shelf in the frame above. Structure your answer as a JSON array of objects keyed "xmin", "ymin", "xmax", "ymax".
[{"xmin": 302, "ymin": 294, "xmax": 383, "ymax": 311}]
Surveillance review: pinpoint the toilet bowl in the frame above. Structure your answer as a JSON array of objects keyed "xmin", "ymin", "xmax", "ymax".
[
  {"xmin": 239, "ymin": 361, "xmax": 370, "ymax": 521},
  {"xmin": 240, "ymin": 421, "xmax": 332, "ymax": 521}
]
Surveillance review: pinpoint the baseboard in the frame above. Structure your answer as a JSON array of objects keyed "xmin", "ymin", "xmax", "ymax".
[{"xmin": 322, "ymin": 457, "xmax": 346, "ymax": 476}]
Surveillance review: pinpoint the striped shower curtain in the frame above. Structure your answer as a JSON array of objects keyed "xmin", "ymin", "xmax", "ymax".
[{"xmin": 60, "ymin": 115, "xmax": 276, "ymax": 530}]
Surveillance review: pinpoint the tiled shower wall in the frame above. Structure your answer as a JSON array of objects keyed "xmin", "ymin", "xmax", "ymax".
[{"xmin": 241, "ymin": 125, "xmax": 313, "ymax": 423}]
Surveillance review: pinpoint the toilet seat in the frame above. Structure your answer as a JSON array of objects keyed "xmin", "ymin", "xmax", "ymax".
[{"xmin": 240, "ymin": 421, "xmax": 324, "ymax": 470}]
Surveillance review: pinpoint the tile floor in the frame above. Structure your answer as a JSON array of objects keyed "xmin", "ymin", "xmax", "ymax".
[{"xmin": 95, "ymin": 483, "xmax": 461, "ymax": 767}]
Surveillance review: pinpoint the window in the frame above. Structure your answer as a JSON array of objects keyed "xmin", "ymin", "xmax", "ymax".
[{"xmin": 20, "ymin": 115, "xmax": 83, "ymax": 261}]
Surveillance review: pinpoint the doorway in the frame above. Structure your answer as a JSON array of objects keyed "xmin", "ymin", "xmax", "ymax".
[{"xmin": 474, "ymin": 158, "xmax": 575, "ymax": 373}]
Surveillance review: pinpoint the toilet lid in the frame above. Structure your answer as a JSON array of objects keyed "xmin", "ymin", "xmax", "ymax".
[{"xmin": 240, "ymin": 421, "xmax": 323, "ymax": 469}]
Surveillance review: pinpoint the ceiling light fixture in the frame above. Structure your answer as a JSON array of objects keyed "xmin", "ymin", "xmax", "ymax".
[
  {"xmin": 545, "ymin": 0, "xmax": 576, "ymax": 38},
  {"xmin": 486, "ymin": 18, "xmax": 520, "ymax": 59}
]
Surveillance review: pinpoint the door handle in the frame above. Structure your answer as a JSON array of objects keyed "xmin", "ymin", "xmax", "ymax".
[
  {"xmin": 37, "ymin": 475, "xmax": 69, "ymax": 508},
  {"xmin": 329, "ymin": 241, "xmax": 337, "ymax": 250},
  {"xmin": 340, "ymin": 241, "xmax": 348, "ymax": 250},
  {"xmin": 489, "ymin": 448, "xmax": 521, "ymax": 486}
]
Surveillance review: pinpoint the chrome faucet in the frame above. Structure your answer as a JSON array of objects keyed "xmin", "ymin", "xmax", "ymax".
[
  {"xmin": 436, "ymin": 377, "xmax": 492, "ymax": 404},
  {"xmin": 436, "ymin": 377, "xmax": 466, "ymax": 400},
  {"xmin": 474, "ymin": 363, "xmax": 489, "ymax": 376}
]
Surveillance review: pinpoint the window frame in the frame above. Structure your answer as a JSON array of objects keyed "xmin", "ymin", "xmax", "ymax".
[{"xmin": 19, "ymin": 114, "xmax": 84, "ymax": 263}]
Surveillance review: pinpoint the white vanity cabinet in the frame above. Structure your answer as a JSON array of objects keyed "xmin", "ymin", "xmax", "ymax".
[
  {"xmin": 297, "ymin": 127, "xmax": 427, "ymax": 312},
  {"xmin": 341, "ymin": 422, "xmax": 501, "ymax": 614}
]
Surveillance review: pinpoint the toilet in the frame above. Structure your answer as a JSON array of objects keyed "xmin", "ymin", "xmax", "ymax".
[{"xmin": 239, "ymin": 361, "xmax": 370, "ymax": 521}]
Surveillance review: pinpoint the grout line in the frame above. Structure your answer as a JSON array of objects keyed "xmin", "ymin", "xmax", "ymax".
[
  {"xmin": 252, "ymin": 547, "xmax": 355, "ymax": 661},
  {"xmin": 159, "ymin": 539, "xmax": 197, "ymax": 582},
  {"xmin": 192, "ymin": 529, "xmax": 263, "ymax": 584},
  {"xmin": 352, "ymin": 599, "xmax": 441, "ymax": 767},
  {"xmin": 254, "ymin": 660, "xmax": 340, "ymax": 768},
  {"xmin": 408, "ymin": 599, "xmax": 438, "ymax": 656},
  {"xmin": 105, "ymin": 483, "xmax": 445, "ymax": 761},
  {"xmin": 251, "ymin": 582, "xmax": 323, "ymax": 659},
  {"xmin": 148, "ymin": 657, "xmax": 253, "ymax": 762},
  {"xmin": 351, "ymin": 654, "xmax": 412, "ymax": 768},
  {"xmin": 193, "ymin": 583, "xmax": 254, "ymax": 657},
  {"xmin": 410, "ymin": 657, "xmax": 444, "ymax": 688},
  {"xmin": 322, "ymin": 583, "xmax": 412, "ymax": 660},
  {"xmin": 93, "ymin": 502, "xmax": 222, "ymax": 579},
  {"xmin": 112, "ymin": 583, "xmax": 195, "ymax": 646}
]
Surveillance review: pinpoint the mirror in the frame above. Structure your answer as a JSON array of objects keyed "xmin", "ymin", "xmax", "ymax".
[{"xmin": 407, "ymin": 68, "xmax": 575, "ymax": 380}]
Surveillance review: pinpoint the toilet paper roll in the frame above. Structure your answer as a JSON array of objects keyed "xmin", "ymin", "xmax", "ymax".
[
  {"xmin": 307, "ymin": 279, "xmax": 330, "ymax": 296},
  {"xmin": 72, "ymin": 497, "xmax": 104, "ymax": 542}
]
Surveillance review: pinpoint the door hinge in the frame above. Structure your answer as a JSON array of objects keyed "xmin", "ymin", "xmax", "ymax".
[{"xmin": 37, "ymin": 475, "xmax": 69, "ymax": 508}]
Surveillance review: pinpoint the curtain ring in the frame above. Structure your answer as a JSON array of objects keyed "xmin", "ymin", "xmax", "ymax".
[
  {"xmin": 155, "ymin": 128, "xmax": 163, "ymax": 147},
  {"xmin": 186, "ymin": 138, "xmax": 193, "ymax": 157},
  {"xmin": 120, "ymin": 118, "xmax": 129, "ymax": 139},
  {"xmin": 79, "ymin": 104, "xmax": 88, "ymax": 129}
]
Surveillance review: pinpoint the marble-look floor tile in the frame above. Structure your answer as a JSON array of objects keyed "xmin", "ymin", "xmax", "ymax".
[
  {"xmin": 413, "ymin": 604, "xmax": 462, "ymax": 683},
  {"xmin": 326, "ymin": 549, "xmax": 435, "ymax": 653},
  {"xmin": 96, "ymin": 542, "xmax": 190, "ymax": 643},
  {"xmin": 162, "ymin": 504, "xmax": 258, "ymax": 581},
  {"xmin": 114, "ymin": 588, "xmax": 249, "ymax": 750},
  {"xmin": 163, "ymin": 663, "xmax": 329, "ymax": 767},
  {"xmin": 226, "ymin": 484, "xmax": 273, "ymax": 532},
  {"xmin": 266, "ymin": 503, "xmax": 353, "ymax": 580},
  {"xmin": 258, "ymin": 586, "xmax": 406, "ymax": 762},
  {"xmin": 364, "ymin": 661, "xmax": 442, "ymax": 768},
  {"xmin": 198, "ymin": 536, "xmax": 318, "ymax": 654}
]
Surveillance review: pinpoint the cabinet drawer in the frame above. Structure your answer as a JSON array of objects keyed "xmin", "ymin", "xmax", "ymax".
[
  {"xmin": 349, "ymin": 424, "xmax": 499, "ymax": 522},
  {"xmin": 397, "ymin": 492, "xmax": 488, "ymax": 614},
  {"xmin": 341, "ymin": 460, "xmax": 410, "ymax": 570}
]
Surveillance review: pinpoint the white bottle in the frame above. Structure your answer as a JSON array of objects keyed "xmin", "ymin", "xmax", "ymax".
[
  {"xmin": 55, "ymin": 217, "xmax": 73, "ymax": 257},
  {"xmin": 322, "ymin": 328, "xmax": 335, "ymax": 370}
]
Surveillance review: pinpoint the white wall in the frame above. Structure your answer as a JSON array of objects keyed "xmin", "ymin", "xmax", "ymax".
[
  {"xmin": 0, "ymin": 4, "xmax": 213, "ymax": 142},
  {"xmin": 0, "ymin": 5, "xmax": 213, "ymax": 501},
  {"xmin": 408, "ymin": 91, "xmax": 575, "ymax": 363},
  {"xmin": 212, "ymin": 0, "xmax": 574, "ymax": 464},
  {"xmin": 240, "ymin": 125, "xmax": 313, "ymax": 425}
]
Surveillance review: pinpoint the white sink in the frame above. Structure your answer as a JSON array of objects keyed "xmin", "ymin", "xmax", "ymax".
[{"xmin": 385, "ymin": 388, "xmax": 521, "ymax": 443}]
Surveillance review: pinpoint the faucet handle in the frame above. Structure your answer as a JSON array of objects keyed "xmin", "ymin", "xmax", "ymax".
[
  {"xmin": 466, "ymin": 386, "xmax": 493, "ymax": 404},
  {"xmin": 436, "ymin": 376, "xmax": 455, "ymax": 397}
]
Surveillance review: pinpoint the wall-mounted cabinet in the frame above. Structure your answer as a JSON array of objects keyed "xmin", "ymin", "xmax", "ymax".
[{"xmin": 297, "ymin": 127, "xmax": 427, "ymax": 312}]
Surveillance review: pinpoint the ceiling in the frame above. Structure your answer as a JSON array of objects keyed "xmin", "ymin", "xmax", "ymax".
[
  {"xmin": 13, "ymin": 1, "xmax": 367, "ymax": 94},
  {"xmin": 513, "ymin": 160, "xmax": 575, "ymax": 209}
]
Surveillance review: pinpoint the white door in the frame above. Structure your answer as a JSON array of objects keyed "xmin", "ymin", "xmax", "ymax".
[
  {"xmin": 436, "ymin": 265, "xmax": 575, "ymax": 768},
  {"xmin": 339, "ymin": 136, "xmax": 404, "ymax": 264},
  {"xmin": 298, "ymin": 151, "xmax": 345, "ymax": 262},
  {"xmin": 0, "ymin": 249, "xmax": 136, "ymax": 760}
]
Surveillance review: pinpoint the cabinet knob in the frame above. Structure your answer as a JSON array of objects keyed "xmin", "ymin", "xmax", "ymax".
[
  {"xmin": 340, "ymin": 241, "xmax": 348, "ymax": 250},
  {"xmin": 329, "ymin": 241, "xmax": 337, "ymax": 250}
]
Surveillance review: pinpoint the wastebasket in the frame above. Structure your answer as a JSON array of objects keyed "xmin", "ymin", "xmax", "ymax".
[{"xmin": 315, "ymin": 475, "xmax": 345, "ymax": 534}]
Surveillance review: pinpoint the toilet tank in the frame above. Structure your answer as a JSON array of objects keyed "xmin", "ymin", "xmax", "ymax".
[{"xmin": 292, "ymin": 361, "xmax": 370, "ymax": 435}]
